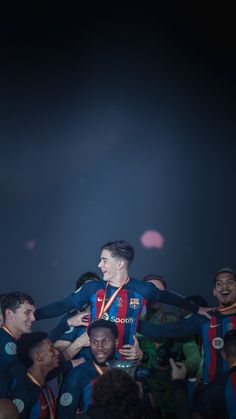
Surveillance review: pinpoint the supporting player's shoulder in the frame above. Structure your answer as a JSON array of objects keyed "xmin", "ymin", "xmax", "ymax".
[
  {"xmin": 69, "ymin": 360, "xmax": 96, "ymax": 381},
  {"xmin": 0, "ymin": 327, "xmax": 9, "ymax": 338},
  {"xmin": 11, "ymin": 376, "xmax": 38, "ymax": 401},
  {"xmin": 0, "ymin": 328, "xmax": 16, "ymax": 346}
]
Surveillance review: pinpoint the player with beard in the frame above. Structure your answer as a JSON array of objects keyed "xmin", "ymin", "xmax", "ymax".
[
  {"xmin": 138, "ymin": 268, "xmax": 236, "ymax": 384},
  {"xmin": 57, "ymin": 319, "xmax": 120, "ymax": 418}
]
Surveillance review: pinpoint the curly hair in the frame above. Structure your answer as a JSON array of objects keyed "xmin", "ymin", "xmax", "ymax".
[
  {"xmin": 88, "ymin": 369, "xmax": 144, "ymax": 419},
  {"xmin": 87, "ymin": 319, "xmax": 118, "ymax": 339}
]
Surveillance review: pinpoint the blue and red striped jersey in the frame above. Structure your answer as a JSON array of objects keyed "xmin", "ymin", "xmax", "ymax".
[
  {"xmin": 138, "ymin": 310, "xmax": 236, "ymax": 383},
  {"xmin": 11, "ymin": 375, "xmax": 56, "ymax": 419},
  {"xmin": 57, "ymin": 360, "xmax": 98, "ymax": 419},
  {"xmin": 202, "ymin": 313, "xmax": 236, "ymax": 383},
  {"xmin": 36, "ymin": 278, "xmax": 199, "ymax": 349}
]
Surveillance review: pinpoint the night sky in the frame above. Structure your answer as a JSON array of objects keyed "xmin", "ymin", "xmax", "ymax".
[{"xmin": 1, "ymin": 5, "xmax": 236, "ymax": 314}]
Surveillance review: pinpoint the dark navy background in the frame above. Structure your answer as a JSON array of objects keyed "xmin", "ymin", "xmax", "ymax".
[{"xmin": 1, "ymin": 5, "xmax": 235, "ymax": 319}]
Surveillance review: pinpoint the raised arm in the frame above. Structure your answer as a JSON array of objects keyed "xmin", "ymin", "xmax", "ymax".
[
  {"xmin": 35, "ymin": 280, "xmax": 101, "ymax": 320},
  {"xmin": 48, "ymin": 312, "xmax": 89, "ymax": 342},
  {"xmin": 137, "ymin": 314, "xmax": 206, "ymax": 340},
  {"xmin": 143, "ymin": 282, "xmax": 211, "ymax": 319}
]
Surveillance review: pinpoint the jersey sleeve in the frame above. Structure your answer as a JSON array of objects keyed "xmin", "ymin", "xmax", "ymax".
[
  {"xmin": 57, "ymin": 366, "xmax": 84, "ymax": 419},
  {"xmin": 35, "ymin": 281, "xmax": 101, "ymax": 320},
  {"xmin": 146, "ymin": 284, "xmax": 199, "ymax": 313},
  {"xmin": 137, "ymin": 315, "xmax": 206, "ymax": 339},
  {"xmin": 11, "ymin": 383, "xmax": 35, "ymax": 419},
  {"xmin": 48, "ymin": 319, "xmax": 71, "ymax": 342}
]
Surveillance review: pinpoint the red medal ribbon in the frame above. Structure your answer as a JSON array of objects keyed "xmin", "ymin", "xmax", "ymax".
[
  {"xmin": 27, "ymin": 372, "xmax": 56, "ymax": 419},
  {"xmin": 218, "ymin": 302, "xmax": 236, "ymax": 313},
  {"xmin": 98, "ymin": 277, "xmax": 129, "ymax": 319}
]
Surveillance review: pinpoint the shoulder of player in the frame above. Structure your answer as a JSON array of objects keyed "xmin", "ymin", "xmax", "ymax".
[
  {"xmin": 71, "ymin": 361, "xmax": 97, "ymax": 383},
  {"xmin": 72, "ymin": 280, "xmax": 104, "ymax": 296},
  {"xmin": 214, "ymin": 309, "xmax": 236, "ymax": 318},
  {"xmin": 0, "ymin": 328, "xmax": 15, "ymax": 341},
  {"xmin": 199, "ymin": 309, "xmax": 236, "ymax": 327},
  {"xmin": 11, "ymin": 377, "xmax": 38, "ymax": 401},
  {"xmin": 128, "ymin": 278, "xmax": 152, "ymax": 290},
  {"xmin": 70, "ymin": 360, "xmax": 94, "ymax": 375}
]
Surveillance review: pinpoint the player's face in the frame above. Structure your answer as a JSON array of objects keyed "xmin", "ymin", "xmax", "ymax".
[
  {"xmin": 40, "ymin": 339, "xmax": 60, "ymax": 369},
  {"xmin": 98, "ymin": 249, "xmax": 120, "ymax": 282},
  {"xmin": 90, "ymin": 327, "xmax": 116, "ymax": 365},
  {"xmin": 213, "ymin": 273, "xmax": 236, "ymax": 307},
  {"xmin": 10, "ymin": 302, "xmax": 35, "ymax": 335}
]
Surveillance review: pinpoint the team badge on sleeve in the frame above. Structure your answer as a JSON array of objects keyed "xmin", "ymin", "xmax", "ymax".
[
  {"xmin": 129, "ymin": 298, "xmax": 139, "ymax": 309},
  {"xmin": 115, "ymin": 297, "xmax": 123, "ymax": 308},
  {"xmin": 60, "ymin": 392, "xmax": 73, "ymax": 406},
  {"xmin": 13, "ymin": 399, "xmax": 24, "ymax": 413},
  {"xmin": 5, "ymin": 342, "xmax": 17, "ymax": 355}
]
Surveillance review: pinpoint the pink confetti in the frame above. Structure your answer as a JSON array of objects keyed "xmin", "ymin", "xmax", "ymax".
[
  {"xmin": 140, "ymin": 230, "xmax": 164, "ymax": 249},
  {"xmin": 26, "ymin": 240, "xmax": 36, "ymax": 251}
]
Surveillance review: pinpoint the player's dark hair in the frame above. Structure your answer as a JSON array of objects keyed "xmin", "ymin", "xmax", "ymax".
[
  {"xmin": 101, "ymin": 241, "xmax": 135, "ymax": 265},
  {"xmin": 76, "ymin": 271, "xmax": 100, "ymax": 291},
  {"xmin": 214, "ymin": 267, "xmax": 236, "ymax": 285},
  {"xmin": 142, "ymin": 274, "xmax": 166, "ymax": 290},
  {"xmin": 87, "ymin": 319, "xmax": 118, "ymax": 339},
  {"xmin": 16, "ymin": 332, "xmax": 48, "ymax": 369},
  {"xmin": 1, "ymin": 292, "xmax": 34, "ymax": 320},
  {"xmin": 88, "ymin": 369, "xmax": 144, "ymax": 419},
  {"xmin": 223, "ymin": 330, "xmax": 236, "ymax": 358}
]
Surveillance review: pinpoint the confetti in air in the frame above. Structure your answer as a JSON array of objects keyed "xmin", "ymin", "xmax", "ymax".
[
  {"xmin": 140, "ymin": 230, "xmax": 164, "ymax": 249},
  {"xmin": 25, "ymin": 240, "xmax": 36, "ymax": 251}
]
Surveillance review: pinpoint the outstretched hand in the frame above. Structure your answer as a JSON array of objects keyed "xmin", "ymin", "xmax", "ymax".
[
  {"xmin": 197, "ymin": 306, "xmax": 214, "ymax": 319},
  {"xmin": 67, "ymin": 312, "xmax": 90, "ymax": 327}
]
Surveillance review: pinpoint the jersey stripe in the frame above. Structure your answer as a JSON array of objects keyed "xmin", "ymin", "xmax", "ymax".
[
  {"xmin": 205, "ymin": 316, "xmax": 217, "ymax": 383},
  {"xmin": 129, "ymin": 293, "xmax": 147, "ymax": 344},
  {"xmin": 115, "ymin": 289, "xmax": 129, "ymax": 350},
  {"xmin": 203, "ymin": 314, "xmax": 236, "ymax": 383},
  {"xmin": 83, "ymin": 378, "xmax": 97, "ymax": 411}
]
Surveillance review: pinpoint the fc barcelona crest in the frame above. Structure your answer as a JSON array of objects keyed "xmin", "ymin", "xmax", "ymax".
[
  {"xmin": 129, "ymin": 298, "xmax": 139, "ymax": 309},
  {"xmin": 115, "ymin": 297, "xmax": 123, "ymax": 308}
]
